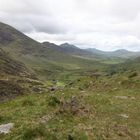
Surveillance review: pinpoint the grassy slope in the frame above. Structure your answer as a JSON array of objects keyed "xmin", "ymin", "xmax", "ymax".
[
  {"xmin": 121, "ymin": 57, "xmax": 140, "ymax": 71},
  {"xmin": 0, "ymin": 48, "xmax": 44, "ymax": 101},
  {"xmin": 106, "ymin": 56, "xmax": 140, "ymax": 77},
  {"xmin": 0, "ymin": 72, "xmax": 139, "ymax": 140}
]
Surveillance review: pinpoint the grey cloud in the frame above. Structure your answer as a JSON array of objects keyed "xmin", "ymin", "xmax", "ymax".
[
  {"xmin": 111, "ymin": 0, "xmax": 140, "ymax": 21},
  {"xmin": 0, "ymin": 0, "xmax": 67, "ymax": 34},
  {"xmin": 0, "ymin": 0, "xmax": 140, "ymax": 51},
  {"xmin": 0, "ymin": 13, "xmax": 68, "ymax": 34}
]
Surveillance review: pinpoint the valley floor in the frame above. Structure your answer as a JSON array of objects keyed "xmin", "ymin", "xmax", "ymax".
[{"xmin": 0, "ymin": 74, "xmax": 140, "ymax": 140}]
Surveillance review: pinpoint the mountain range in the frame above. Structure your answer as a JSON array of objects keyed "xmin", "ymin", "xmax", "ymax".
[
  {"xmin": 86, "ymin": 48, "xmax": 140, "ymax": 58},
  {"xmin": 0, "ymin": 22, "xmax": 107, "ymax": 80}
]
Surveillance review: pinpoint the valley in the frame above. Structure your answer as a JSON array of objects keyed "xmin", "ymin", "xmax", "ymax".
[{"xmin": 0, "ymin": 22, "xmax": 140, "ymax": 140}]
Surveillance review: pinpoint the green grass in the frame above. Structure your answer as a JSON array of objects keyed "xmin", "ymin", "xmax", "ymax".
[{"xmin": 0, "ymin": 73, "xmax": 140, "ymax": 140}]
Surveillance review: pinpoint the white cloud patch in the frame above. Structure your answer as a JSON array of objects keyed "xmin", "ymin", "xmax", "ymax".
[{"xmin": 0, "ymin": 0, "xmax": 140, "ymax": 51}]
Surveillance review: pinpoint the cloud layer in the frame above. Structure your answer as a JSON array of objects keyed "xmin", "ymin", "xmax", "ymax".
[{"xmin": 0, "ymin": 0, "xmax": 140, "ymax": 51}]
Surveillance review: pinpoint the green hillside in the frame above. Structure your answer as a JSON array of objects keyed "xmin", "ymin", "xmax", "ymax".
[
  {"xmin": 0, "ymin": 22, "xmax": 108, "ymax": 81},
  {"xmin": 59, "ymin": 43, "xmax": 97, "ymax": 59},
  {"xmin": 0, "ymin": 48, "xmax": 44, "ymax": 101},
  {"xmin": 121, "ymin": 57, "xmax": 140, "ymax": 71},
  {"xmin": 106, "ymin": 56, "xmax": 140, "ymax": 76}
]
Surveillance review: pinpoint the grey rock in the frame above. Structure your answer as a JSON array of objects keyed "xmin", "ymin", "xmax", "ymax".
[
  {"xmin": 119, "ymin": 114, "xmax": 129, "ymax": 119},
  {"xmin": 0, "ymin": 123, "xmax": 14, "ymax": 134}
]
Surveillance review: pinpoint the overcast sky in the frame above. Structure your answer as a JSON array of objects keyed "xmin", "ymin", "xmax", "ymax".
[{"xmin": 0, "ymin": 0, "xmax": 140, "ymax": 51}]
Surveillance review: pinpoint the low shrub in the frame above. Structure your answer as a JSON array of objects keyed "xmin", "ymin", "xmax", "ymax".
[{"xmin": 48, "ymin": 96, "xmax": 60, "ymax": 107}]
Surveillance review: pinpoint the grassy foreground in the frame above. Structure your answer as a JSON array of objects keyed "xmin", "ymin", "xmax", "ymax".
[{"xmin": 0, "ymin": 73, "xmax": 140, "ymax": 140}]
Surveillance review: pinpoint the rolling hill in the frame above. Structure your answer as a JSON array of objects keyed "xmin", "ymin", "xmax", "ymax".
[{"xmin": 59, "ymin": 43, "xmax": 96, "ymax": 58}]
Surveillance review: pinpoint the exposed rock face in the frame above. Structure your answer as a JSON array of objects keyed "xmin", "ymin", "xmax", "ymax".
[{"xmin": 0, "ymin": 80, "xmax": 24, "ymax": 101}]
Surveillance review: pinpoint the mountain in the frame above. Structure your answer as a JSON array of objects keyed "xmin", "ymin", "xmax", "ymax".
[
  {"xmin": 43, "ymin": 42, "xmax": 100, "ymax": 60},
  {"xmin": 0, "ymin": 22, "xmax": 107, "ymax": 80},
  {"xmin": 60, "ymin": 43, "xmax": 78, "ymax": 49},
  {"xmin": 59, "ymin": 43, "xmax": 118, "ymax": 61},
  {"xmin": 41, "ymin": 41, "xmax": 100, "ymax": 71},
  {"xmin": 86, "ymin": 48, "xmax": 140, "ymax": 58},
  {"xmin": 108, "ymin": 49, "xmax": 140, "ymax": 58},
  {"xmin": 86, "ymin": 48, "xmax": 108, "ymax": 55},
  {"xmin": 59, "ymin": 43, "xmax": 140, "ymax": 63},
  {"xmin": 60, "ymin": 43, "xmax": 92, "ymax": 56}
]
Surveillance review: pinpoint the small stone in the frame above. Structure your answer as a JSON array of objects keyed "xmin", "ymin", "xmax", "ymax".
[
  {"xmin": 115, "ymin": 96, "xmax": 128, "ymax": 99},
  {"xmin": 119, "ymin": 114, "xmax": 129, "ymax": 119},
  {"xmin": 59, "ymin": 120, "xmax": 63, "ymax": 123},
  {"xmin": 131, "ymin": 97, "xmax": 136, "ymax": 100},
  {"xmin": 80, "ymin": 91, "xmax": 86, "ymax": 93},
  {"xmin": 48, "ymin": 86, "xmax": 57, "ymax": 91},
  {"xmin": 115, "ymin": 96, "xmax": 136, "ymax": 100},
  {"xmin": 0, "ymin": 123, "xmax": 14, "ymax": 134}
]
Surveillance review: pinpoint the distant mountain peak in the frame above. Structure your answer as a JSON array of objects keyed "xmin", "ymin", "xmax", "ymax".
[
  {"xmin": 60, "ymin": 43, "xmax": 78, "ymax": 49},
  {"xmin": 42, "ymin": 41, "xmax": 57, "ymax": 46},
  {"xmin": 61, "ymin": 43, "xmax": 69, "ymax": 45},
  {"xmin": 114, "ymin": 49, "xmax": 132, "ymax": 53}
]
